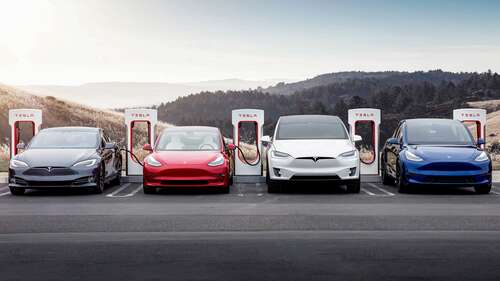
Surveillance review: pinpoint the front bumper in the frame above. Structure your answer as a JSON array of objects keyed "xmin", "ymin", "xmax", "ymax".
[
  {"xmin": 8, "ymin": 167, "xmax": 99, "ymax": 189},
  {"xmin": 143, "ymin": 164, "xmax": 230, "ymax": 188},
  {"xmin": 268, "ymin": 155, "xmax": 360, "ymax": 181},
  {"xmin": 404, "ymin": 160, "xmax": 491, "ymax": 186}
]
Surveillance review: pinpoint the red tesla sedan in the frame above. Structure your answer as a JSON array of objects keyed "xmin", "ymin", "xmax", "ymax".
[{"xmin": 142, "ymin": 126, "xmax": 234, "ymax": 194}]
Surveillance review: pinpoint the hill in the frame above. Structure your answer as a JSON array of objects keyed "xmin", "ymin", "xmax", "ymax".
[{"xmin": 264, "ymin": 70, "xmax": 474, "ymax": 95}]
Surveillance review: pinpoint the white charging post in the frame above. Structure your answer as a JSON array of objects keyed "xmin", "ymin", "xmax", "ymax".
[
  {"xmin": 231, "ymin": 109, "xmax": 264, "ymax": 176},
  {"xmin": 453, "ymin": 108, "xmax": 487, "ymax": 147},
  {"xmin": 124, "ymin": 109, "xmax": 157, "ymax": 176},
  {"xmin": 8, "ymin": 109, "xmax": 43, "ymax": 158},
  {"xmin": 348, "ymin": 108, "xmax": 381, "ymax": 175}
]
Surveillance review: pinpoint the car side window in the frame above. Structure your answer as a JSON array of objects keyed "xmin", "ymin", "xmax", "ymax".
[{"xmin": 396, "ymin": 123, "xmax": 404, "ymax": 141}]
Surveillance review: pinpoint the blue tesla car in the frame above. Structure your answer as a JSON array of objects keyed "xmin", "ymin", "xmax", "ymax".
[{"xmin": 381, "ymin": 118, "xmax": 492, "ymax": 193}]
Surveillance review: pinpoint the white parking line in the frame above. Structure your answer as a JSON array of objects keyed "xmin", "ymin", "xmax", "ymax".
[
  {"xmin": 0, "ymin": 186, "xmax": 10, "ymax": 197},
  {"xmin": 491, "ymin": 190, "xmax": 500, "ymax": 195},
  {"xmin": 360, "ymin": 188, "xmax": 376, "ymax": 196},
  {"xmin": 105, "ymin": 183, "xmax": 131, "ymax": 197},
  {"xmin": 107, "ymin": 184, "xmax": 143, "ymax": 198},
  {"xmin": 368, "ymin": 183, "xmax": 395, "ymax": 196},
  {"xmin": 0, "ymin": 191, "xmax": 10, "ymax": 197}
]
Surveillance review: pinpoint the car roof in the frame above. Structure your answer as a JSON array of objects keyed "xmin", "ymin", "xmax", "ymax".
[
  {"xmin": 40, "ymin": 126, "xmax": 100, "ymax": 133},
  {"xmin": 403, "ymin": 118, "xmax": 460, "ymax": 125},
  {"xmin": 279, "ymin": 115, "xmax": 342, "ymax": 124}
]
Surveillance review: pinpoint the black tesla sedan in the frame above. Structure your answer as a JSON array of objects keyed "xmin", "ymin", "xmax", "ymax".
[{"xmin": 8, "ymin": 127, "xmax": 122, "ymax": 195}]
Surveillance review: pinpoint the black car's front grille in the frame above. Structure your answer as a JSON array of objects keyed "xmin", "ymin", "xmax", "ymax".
[
  {"xmin": 161, "ymin": 180, "xmax": 209, "ymax": 186},
  {"xmin": 26, "ymin": 180, "xmax": 76, "ymax": 187},
  {"xmin": 24, "ymin": 167, "xmax": 76, "ymax": 176},
  {"xmin": 426, "ymin": 176, "xmax": 475, "ymax": 184},
  {"xmin": 296, "ymin": 157, "xmax": 335, "ymax": 161},
  {"xmin": 290, "ymin": 175, "xmax": 341, "ymax": 181}
]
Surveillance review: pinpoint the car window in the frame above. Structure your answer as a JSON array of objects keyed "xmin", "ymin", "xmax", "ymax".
[
  {"xmin": 406, "ymin": 119, "xmax": 474, "ymax": 145},
  {"xmin": 276, "ymin": 121, "xmax": 348, "ymax": 140},
  {"xmin": 29, "ymin": 131, "xmax": 99, "ymax": 149},
  {"xmin": 156, "ymin": 130, "xmax": 222, "ymax": 151}
]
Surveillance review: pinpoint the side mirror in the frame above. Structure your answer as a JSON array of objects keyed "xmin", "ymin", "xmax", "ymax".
[
  {"xmin": 143, "ymin": 143, "xmax": 153, "ymax": 152},
  {"xmin": 227, "ymin": 143, "xmax": 236, "ymax": 151},
  {"xmin": 261, "ymin": 135, "xmax": 272, "ymax": 145},
  {"xmin": 477, "ymin": 138, "xmax": 486, "ymax": 146},
  {"xmin": 387, "ymin": 138, "xmax": 400, "ymax": 145},
  {"xmin": 353, "ymin": 135, "xmax": 362, "ymax": 142},
  {"xmin": 16, "ymin": 143, "xmax": 25, "ymax": 150},
  {"xmin": 104, "ymin": 142, "xmax": 116, "ymax": 150}
]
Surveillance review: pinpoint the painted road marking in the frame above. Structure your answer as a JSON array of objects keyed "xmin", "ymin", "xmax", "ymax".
[
  {"xmin": 107, "ymin": 184, "xmax": 143, "ymax": 198},
  {"xmin": 368, "ymin": 183, "xmax": 395, "ymax": 196},
  {"xmin": 0, "ymin": 186, "xmax": 10, "ymax": 197},
  {"xmin": 360, "ymin": 188, "xmax": 376, "ymax": 196},
  {"xmin": 105, "ymin": 183, "xmax": 131, "ymax": 197}
]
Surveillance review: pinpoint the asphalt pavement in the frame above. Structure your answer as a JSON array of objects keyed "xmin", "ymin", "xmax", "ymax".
[{"xmin": 1, "ymin": 181, "xmax": 500, "ymax": 281}]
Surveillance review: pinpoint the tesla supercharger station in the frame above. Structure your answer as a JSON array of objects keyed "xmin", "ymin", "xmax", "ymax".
[
  {"xmin": 231, "ymin": 109, "xmax": 264, "ymax": 177},
  {"xmin": 8, "ymin": 109, "xmax": 43, "ymax": 158},
  {"xmin": 125, "ymin": 109, "xmax": 157, "ymax": 176},
  {"xmin": 348, "ymin": 108, "xmax": 381, "ymax": 175},
  {"xmin": 453, "ymin": 108, "xmax": 487, "ymax": 147}
]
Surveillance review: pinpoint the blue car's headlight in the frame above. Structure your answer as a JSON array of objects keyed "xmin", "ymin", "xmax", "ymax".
[
  {"xmin": 474, "ymin": 151, "xmax": 489, "ymax": 162},
  {"xmin": 405, "ymin": 151, "xmax": 423, "ymax": 162}
]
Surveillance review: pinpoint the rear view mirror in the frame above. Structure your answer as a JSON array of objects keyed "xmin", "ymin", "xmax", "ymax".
[
  {"xmin": 143, "ymin": 143, "xmax": 153, "ymax": 152},
  {"xmin": 16, "ymin": 143, "xmax": 25, "ymax": 150},
  {"xmin": 104, "ymin": 142, "xmax": 116, "ymax": 150},
  {"xmin": 353, "ymin": 135, "xmax": 362, "ymax": 142},
  {"xmin": 261, "ymin": 135, "xmax": 272, "ymax": 145},
  {"xmin": 387, "ymin": 138, "xmax": 400, "ymax": 145},
  {"xmin": 477, "ymin": 138, "xmax": 486, "ymax": 146}
]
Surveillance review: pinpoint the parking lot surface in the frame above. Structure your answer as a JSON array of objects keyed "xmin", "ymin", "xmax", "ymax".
[{"xmin": 1, "ymin": 182, "xmax": 500, "ymax": 281}]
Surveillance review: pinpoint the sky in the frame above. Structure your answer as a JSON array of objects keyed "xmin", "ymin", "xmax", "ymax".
[{"xmin": 0, "ymin": 0, "xmax": 499, "ymax": 85}]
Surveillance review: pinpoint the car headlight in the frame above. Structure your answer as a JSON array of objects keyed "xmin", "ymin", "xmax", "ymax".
[
  {"xmin": 271, "ymin": 151, "xmax": 291, "ymax": 158},
  {"xmin": 73, "ymin": 159, "xmax": 98, "ymax": 167},
  {"xmin": 208, "ymin": 154, "xmax": 225, "ymax": 167},
  {"xmin": 338, "ymin": 150, "xmax": 357, "ymax": 158},
  {"xmin": 10, "ymin": 159, "xmax": 29, "ymax": 168},
  {"xmin": 145, "ymin": 155, "xmax": 162, "ymax": 167},
  {"xmin": 475, "ymin": 151, "xmax": 489, "ymax": 162},
  {"xmin": 405, "ymin": 151, "xmax": 423, "ymax": 162}
]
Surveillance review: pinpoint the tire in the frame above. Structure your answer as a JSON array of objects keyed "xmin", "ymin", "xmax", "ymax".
[
  {"xmin": 381, "ymin": 161, "xmax": 393, "ymax": 185},
  {"xmin": 110, "ymin": 171, "xmax": 121, "ymax": 186},
  {"xmin": 92, "ymin": 166, "xmax": 105, "ymax": 194},
  {"xmin": 143, "ymin": 184, "xmax": 156, "ymax": 194},
  {"xmin": 9, "ymin": 186, "xmax": 25, "ymax": 195},
  {"xmin": 474, "ymin": 183, "xmax": 492, "ymax": 194},
  {"xmin": 346, "ymin": 179, "xmax": 361, "ymax": 193},
  {"xmin": 396, "ymin": 164, "xmax": 410, "ymax": 193}
]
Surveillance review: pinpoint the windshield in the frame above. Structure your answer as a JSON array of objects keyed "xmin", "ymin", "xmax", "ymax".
[
  {"xmin": 277, "ymin": 120, "xmax": 348, "ymax": 140},
  {"xmin": 156, "ymin": 130, "xmax": 221, "ymax": 151},
  {"xmin": 29, "ymin": 131, "xmax": 99, "ymax": 149},
  {"xmin": 406, "ymin": 120, "xmax": 475, "ymax": 145}
]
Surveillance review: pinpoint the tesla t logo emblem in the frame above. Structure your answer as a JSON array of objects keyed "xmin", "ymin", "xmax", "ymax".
[
  {"xmin": 312, "ymin": 157, "xmax": 319, "ymax": 162},
  {"xmin": 46, "ymin": 167, "xmax": 52, "ymax": 172}
]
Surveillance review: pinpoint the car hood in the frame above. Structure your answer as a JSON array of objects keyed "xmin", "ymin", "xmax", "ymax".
[
  {"xmin": 153, "ymin": 150, "xmax": 221, "ymax": 165},
  {"xmin": 16, "ymin": 149, "xmax": 98, "ymax": 167},
  {"xmin": 409, "ymin": 145, "xmax": 482, "ymax": 162},
  {"xmin": 272, "ymin": 139, "xmax": 355, "ymax": 158}
]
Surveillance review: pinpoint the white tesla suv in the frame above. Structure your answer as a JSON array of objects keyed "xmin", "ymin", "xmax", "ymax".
[{"xmin": 263, "ymin": 115, "xmax": 362, "ymax": 193}]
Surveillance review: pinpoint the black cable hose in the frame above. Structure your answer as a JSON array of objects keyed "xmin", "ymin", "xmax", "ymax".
[
  {"xmin": 234, "ymin": 145, "xmax": 261, "ymax": 166},
  {"xmin": 120, "ymin": 148, "xmax": 144, "ymax": 167}
]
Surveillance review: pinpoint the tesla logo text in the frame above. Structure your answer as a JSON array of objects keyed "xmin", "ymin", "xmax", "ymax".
[
  {"xmin": 15, "ymin": 113, "xmax": 35, "ymax": 118},
  {"xmin": 355, "ymin": 113, "xmax": 375, "ymax": 117},
  {"xmin": 238, "ymin": 114, "xmax": 258, "ymax": 118},
  {"xmin": 460, "ymin": 113, "xmax": 481, "ymax": 118},
  {"xmin": 131, "ymin": 113, "xmax": 150, "ymax": 118}
]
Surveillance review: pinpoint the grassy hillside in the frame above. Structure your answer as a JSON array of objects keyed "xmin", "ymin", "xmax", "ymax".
[{"xmin": 0, "ymin": 84, "xmax": 168, "ymax": 171}]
